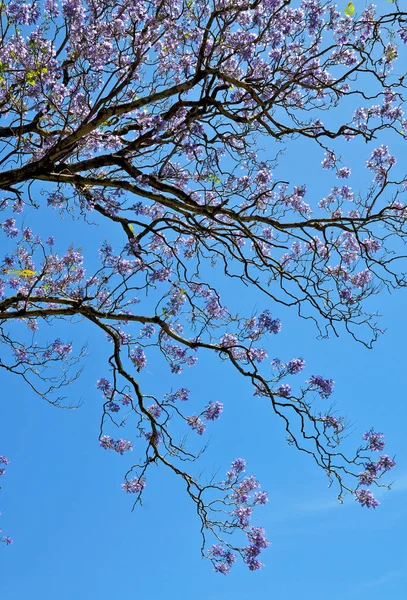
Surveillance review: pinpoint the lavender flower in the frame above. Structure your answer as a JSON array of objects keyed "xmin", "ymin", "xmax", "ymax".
[
  {"xmin": 204, "ymin": 401, "xmax": 223, "ymax": 421},
  {"xmin": 355, "ymin": 489, "xmax": 380, "ymax": 509},
  {"xmin": 122, "ymin": 478, "xmax": 146, "ymax": 494},
  {"xmin": 307, "ymin": 375, "xmax": 335, "ymax": 398},
  {"xmin": 363, "ymin": 430, "xmax": 385, "ymax": 452}
]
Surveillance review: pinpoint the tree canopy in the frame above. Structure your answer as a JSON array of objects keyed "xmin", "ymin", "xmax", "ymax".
[{"xmin": 0, "ymin": 0, "xmax": 405, "ymax": 573}]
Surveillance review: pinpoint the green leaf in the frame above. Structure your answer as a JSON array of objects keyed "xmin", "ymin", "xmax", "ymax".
[
  {"xmin": 208, "ymin": 173, "xmax": 221, "ymax": 184},
  {"xmin": 10, "ymin": 269, "xmax": 36, "ymax": 278},
  {"xmin": 344, "ymin": 2, "xmax": 355, "ymax": 16}
]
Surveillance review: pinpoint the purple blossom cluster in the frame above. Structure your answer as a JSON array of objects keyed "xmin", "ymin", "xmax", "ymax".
[
  {"xmin": 122, "ymin": 478, "xmax": 146, "ymax": 494},
  {"xmin": 100, "ymin": 436, "xmax": 133, "ymax": 454},
  {"xmin": 166, "ymin": 388, "xmax": 190, "ymax": 403},
  {"xmin": 307, "ymin": 375, "xmax": 335, "ymax": 399},
  {"xmin": 286, "ymin": 358, "xmax": 305, "ymax": 375},
  {"xmin": 244, "ymin": 527, "xmax": 269, "ymax": 571},
  {"xmin": 130, "ymin": 346, "xmax": 147, "ymax": 371},
  {"xmin": 321, "ymin": 415, "xmax": 344, "ymax": 433},
  {"xmin": 355, "ymin": 431, "xmax": 396, "ymax": 508},
  {"xmin": 276, "ymin": 384, "xmax": 291, "ymax": 397},
  {"xmin": 355, "ymin": 489, "xmax": 380, "ymax": 509},
  {"xmin": 187, "ymin": 401, "xmax": 223, "ymax": 435},
  {"xmin": 209, "ymin": 545, "xmax": 237, "ymax": 575},
  {"xmin": 204, "ymin": 401, "xmax": 223, "ymax": 421},
  {"xmin": 245, "ymin": 310, "xmax": 282, "ymax": 341},
  {"xmin": 363, "ymin": 429, "xmax": 385, "ymax": 452},
  {"xmin": 209, "ymin": 459, "xmax": 269, "ymax": 574},
  {"xmin": 366, "ymin": 145, "xmax": 396, "ymax": 183},
  {"xmin": 186, "ymin": 415, "xmax": 206, "ymax": 435}
]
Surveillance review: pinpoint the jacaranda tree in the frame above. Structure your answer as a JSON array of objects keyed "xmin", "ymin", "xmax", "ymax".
[{"xmin": 0, "ymin": 0, "xmax": 405, "ymax": 572}]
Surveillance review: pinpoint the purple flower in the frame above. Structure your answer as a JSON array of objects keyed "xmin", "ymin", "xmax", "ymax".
[
  {"xmin": 100, "ymin": 436, "xmax": 133, "ymax": 454},
  {"xmin": 220, "ymin": 333, "xmax": 238, "ymax": 348},
  {"xmin": 243, "ymin": 526, "xmax": 269, "ymax": 570},
  {"xmin": 2, "ymin": 536, "xmax": 13, "ymax": 545},
  {"xmin": 355, "ymin": 489, "xmax": 380, "ymax": 509},
  {"xmin": 253, "ymin": 491, "xmax": 268, "ymax": 505},
  {"xmin": 210, "ymin": 545, "xmax": 236, "ymax": 574},
  {"xmin": 363, "ymin": 430, "xmax": 385, "ymax": 452},
  {"xmin": 139, "ymin": 324, "xmax": 156, "ymax": 339},
  {"xmin": 96, "ymin": 378, "xmax": 112, "ymax": 396},
  {"xmin": 246, "ymin": 526, "xmax": 269, "ymax": 549},
  {"xmin": 234, "ymin": 505, "xmax": 253, "ymax": 526},
  {"xmin": 147, "ymin": 404, "xmax": 162, "ymax": 419},
  {"xmin": 321, "ymin": 415, "xmax": 344, "ymax": 433},
  {"xmin": 322, "ymin": 150, "xmax": 336, "ymax": 170},
  {"xmin": 130, "ymin": 346, "xmax": 147, "ymax": 371},
  {"xmin": 204, "ymin": 401, "xmax": 223, "ymax": 421},
  {"xmin": 358, "ymin": 470, "xmax": 376, "ymax": 486},
  {"xmin": 233, "ymin": 476, "xmax": 260, "ymax": 503},
  {"xmin": 286, "ymin": 358, "xmax": 305, "ymax": 374},
  {"xmin": 214, "ymin": 562, "xmax": 231, "ymax": 575},
  {"xmin": 307, "ymin": 375, "xmax": 335, "ymax": 398},
  {"xmin": 122, "ymin": 477, "xmax": 145, "ymax": 494},
  {"xmin": 186, "ymin": 416, "xmax": 206, "ymax": 435},
  {"xmin": 231, "ymin": 458, "xmax": 246, "ymax": 474},
  {"xmin": 276, "ymin": 384, "xmax": 291, "ymax": 397},
  {"xmin": 337, "ymin": 167, "xmax": 351, "ymax": 179},
  {"xmin": 377, "ymin": 454, "xmax": 396, "ymax": 472},
  {"xmin": 351, "ymin": 269, "xmax": 372, "ymax": 288},
  {"xmin": 257, "ymin": 310, "xmax": 282, "ymax": 335},
  {"xmin": 166, "ymin": 388, "xmax": 189, "ymax": 403}
]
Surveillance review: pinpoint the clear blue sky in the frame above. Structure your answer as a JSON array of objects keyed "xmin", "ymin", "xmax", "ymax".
[{"xmin": 1, "ymin": 59, "xmax": 407, "ymax": 600}]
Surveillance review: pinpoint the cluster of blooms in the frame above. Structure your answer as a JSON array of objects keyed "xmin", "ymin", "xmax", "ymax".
[
  {"xmin": 121, "ymin": 477, "xmax": 146, "ymax": 494},
  {"xmin": 272, "ymin": 357, "xmax": 305, "ymax": 375},
  {"xmin": 162, "ymin": 342, "xmax": 198, "ymax": 374},
  {"xmin": 321, "ymin": 150, "xmax": 351, "ymax": 179},
  {"xmin": 355, "ymin": 430, "xmax": 396, "ymax": 508},
  {"xmin": 187, "ymin": 401, "xmax": 223, "ymax": 435},
  {"xmin": 165, "ymin": 388, "xmax": 190, "ymax": 403},
  {"xmin": 366, "ymin": 145, "xmax": 396, "ymax": 184},
  {"xmin": 100, "ymin": 436, "xmax": 133, "ymax": 455},
  {"xmin": 245, "ymin": 310, "xmax": 282, "ymax": 341},
  {"xmin": 96, "ymin": 379, "xmax": 132, "ymax": 412},
  {"xmin": 0, "ymin": 456, "xmax": 12, "ymax": 545},
  {"xmin": 189, "ymin": 284, "xmax": 228, "ymax": 321},
  {"xmin": 209, "ymin": 459, "xmax": 269, "ymax": 574},
  {"xmin": 321, "ymin": 415, "xmax": 344, "ymax": 434},
  {"xmin": 0, "ymin": 223, "xmax": 87, "ymax": 301},
  {"xmin": 209, "ymin": 545, "xmax": 237, "ymax": 575},
  {"xmin": 307, "ymin": 375, "xmax": 334, "ymax": 399},
  {"xmin": 130, "ymin": 346, "xmax": 147, "ymax": 371},
  {"xmin": 219, "ymin": 332, "xmax": 268, "ymax": 365},
  {"xmin": 42, "ymin": 338, "xmax": 72, "ymax": 360}
]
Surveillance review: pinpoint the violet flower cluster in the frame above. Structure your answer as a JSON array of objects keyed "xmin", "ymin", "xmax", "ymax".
[
  {"xmin": 208, "ymin": 459, "xmax": 269, "ymax": 574},
  {"xmin": 355, "ymin": 430, "xmax": 396, "ymax": 509}
]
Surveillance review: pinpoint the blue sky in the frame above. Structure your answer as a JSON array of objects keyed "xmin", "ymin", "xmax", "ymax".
[
  {"xmin": 1, "ymin": 188, "xmax": 406, "ymax": 598},
  {"xmin": 1, "ymin": 26, "xmax": 407, "ymax": 600},
  {"xmin": 1, "ymin": 285, "xmax": 406, "ymax": 599}
]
